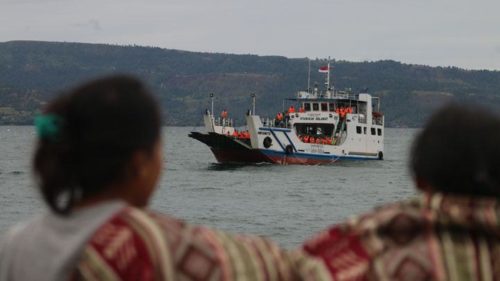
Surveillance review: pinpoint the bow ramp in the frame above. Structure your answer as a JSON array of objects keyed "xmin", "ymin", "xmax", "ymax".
[{"xmin": 189, "ymin": 132, "xmax": 270, "ymax": 164}]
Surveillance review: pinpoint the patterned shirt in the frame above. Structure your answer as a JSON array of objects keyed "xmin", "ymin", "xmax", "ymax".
[
  {"xmin": 303, "ymin": 193, "xmax": 500, "ymax": 281},
  {"xmin": 73, "ymin": 207, "xmax": 330, "ymax": 281}
]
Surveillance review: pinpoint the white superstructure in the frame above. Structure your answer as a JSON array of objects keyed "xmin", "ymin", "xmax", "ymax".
[{"xmin": 190, "ymin": 62, "xmax": 385, "ymax": 165}]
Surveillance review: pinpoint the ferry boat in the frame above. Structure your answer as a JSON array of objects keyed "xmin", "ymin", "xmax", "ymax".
[{"xmin": 189, "ymin": 63, "xmax": 384, "ymax": 165}]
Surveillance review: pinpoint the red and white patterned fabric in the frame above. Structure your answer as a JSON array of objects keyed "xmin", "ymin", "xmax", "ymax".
[
  {"xmin": 303, "ymin": 192, "xmax": 500, "ymax": 281},
  {"xmin": 73, "ymin": 207, "xmax": 330, "ymax": 281}
]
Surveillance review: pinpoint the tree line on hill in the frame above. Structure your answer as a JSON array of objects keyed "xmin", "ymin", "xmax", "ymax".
[{"xmin": 1, "ymin": 40, "xmax": 499, "ymax": 127}]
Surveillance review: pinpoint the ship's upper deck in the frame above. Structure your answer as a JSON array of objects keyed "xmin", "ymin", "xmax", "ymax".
[{"xmin": 300, "ymin": 89, "xmax": 354, "ymax": 99}]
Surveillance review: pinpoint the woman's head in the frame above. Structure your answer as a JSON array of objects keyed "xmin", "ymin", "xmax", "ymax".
[
  {"xmin": 410, "ymin": 103, "xmax": 500, "ymax": 198},
  {"xmin": 34, "ymin": 75, "xmax": 162, "ymax": 214}
]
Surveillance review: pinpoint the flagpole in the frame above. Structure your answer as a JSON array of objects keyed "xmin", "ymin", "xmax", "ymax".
[
  {"xmin": 307, "ymin": 59, "xmax": 311, "ymax": 92},
  {"xmin": 327, "ymin": 58, "xmax": 330, "ymax": 90}
]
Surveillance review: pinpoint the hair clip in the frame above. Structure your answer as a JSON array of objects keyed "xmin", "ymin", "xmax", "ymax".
[{"xmin": 34, "ymin": 114, "xmax": 63, "ymax": 141}]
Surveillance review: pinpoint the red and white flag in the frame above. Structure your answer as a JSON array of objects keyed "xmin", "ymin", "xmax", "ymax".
[{"xmin": 318, "ymin": 66, "xmax": 330, "ymax": 73}]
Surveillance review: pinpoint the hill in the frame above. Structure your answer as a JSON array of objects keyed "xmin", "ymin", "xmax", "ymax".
[{"xmin": 1, "ymin": 40, "xmax": 499, "ymax": 127}]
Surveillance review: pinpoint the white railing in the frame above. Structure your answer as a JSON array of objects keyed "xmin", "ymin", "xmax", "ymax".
[{"xmin": 214, "ymin": 117, "xmax": 233, "ymax": 127}]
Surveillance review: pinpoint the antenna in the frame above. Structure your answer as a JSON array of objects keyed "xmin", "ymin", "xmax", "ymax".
[
  {"xmin": 251, "ymin": 93, "xmax": 256, "ymax": 115},
  {"xmin": 210, "ymin": 93, "xmax": 214, "ymax": 116}
]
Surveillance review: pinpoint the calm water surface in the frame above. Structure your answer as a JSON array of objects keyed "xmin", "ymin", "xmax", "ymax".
[{"xmin": 0, "ymin": 126, "xmax": 417, "ymax": 247}]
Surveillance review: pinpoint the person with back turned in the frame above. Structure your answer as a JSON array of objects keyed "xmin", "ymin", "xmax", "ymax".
[
  {"xmin": 303, "ymin": 104, "xmax": 500, "ymax": 281},
  {"xmin": 0, "ymin": 75, "xmax": 329, "ymax": 281}
]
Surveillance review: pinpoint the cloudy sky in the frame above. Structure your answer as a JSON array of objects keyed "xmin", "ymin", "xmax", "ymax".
[{"xmin": 1, "ymin": 0, "xmax": 499, "ymax": 70}]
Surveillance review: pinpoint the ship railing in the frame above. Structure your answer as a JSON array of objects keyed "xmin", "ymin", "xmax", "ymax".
[
  {"xmin": 261, "ymin": 117, "xmax": 273, "ymax": 127},
  {"xmin": 372, "ymin": 116, "xmax": 383, "ymax": 125},
  {"xmin": 331, "ymin": 92, "xmax": 352, "ymax": 99},
  {"xmin": 261, "ymin": 117, "xmax": 291, "ymax": 129},
  {"xmin": 214, "ymin": 117, "xmax": 234, "ymax": 127}
]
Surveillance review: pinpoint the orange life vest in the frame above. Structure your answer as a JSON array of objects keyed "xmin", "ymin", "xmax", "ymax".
[{"xmin": 276, "ymin": 112, "xmax": 283, "ymax": 121}]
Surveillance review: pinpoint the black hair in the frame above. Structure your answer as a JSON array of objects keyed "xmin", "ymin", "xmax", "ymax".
[
  {"xmin": 410, "ymin": 103, "xmax": 500, "ymax": 198},
  {"xmin": 33, "ymin": 75, "xmax": 162, "ymax": 214}
]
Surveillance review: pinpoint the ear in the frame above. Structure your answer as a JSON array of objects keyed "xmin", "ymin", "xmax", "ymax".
[{"xmin": 127, "ymin": 150, "xmax": 150, "ymax": 179}]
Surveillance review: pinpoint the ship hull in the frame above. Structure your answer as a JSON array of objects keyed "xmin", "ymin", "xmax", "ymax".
[
  {"xmin": 259, "ymin": 150, "xmax": 378, "ymax": 165},
  {"xmin": 189, "ymin": 132, "xmax": 270, "ymax": 164},
  {"xmin": 210, "ymin": 148, "xmax": 270, "ymax": 164},
  {"xmin": 190, "ymin": 131, "xmax": 379, "ymax": 165}
]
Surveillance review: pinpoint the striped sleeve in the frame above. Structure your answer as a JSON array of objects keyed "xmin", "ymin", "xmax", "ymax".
[
  {"xmin": 75, "ymin": 208, "xmax": 330, "ymax": 281},
  {"xmin": 149, "ymin": 211, "xmax": 331, "ymax": 281}
]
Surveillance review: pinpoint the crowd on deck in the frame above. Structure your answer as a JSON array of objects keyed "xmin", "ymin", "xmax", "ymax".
[{"xmin": 298, "ymin": 135, "xmax": 334, "ymax": 145}]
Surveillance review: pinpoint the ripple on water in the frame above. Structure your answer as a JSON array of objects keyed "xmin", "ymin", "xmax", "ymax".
[{"xmin": 197, "ymin": 187, "xmax": 224, "ymax": 191}]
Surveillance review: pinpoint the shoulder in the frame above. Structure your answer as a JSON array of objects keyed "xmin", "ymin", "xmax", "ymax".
[
  {"xmin": 74, "ymin": 207, "xmax": 176, "ymax": 280},
  {"xmin": 305, "ymin": 197, "xmax": 423, "ymax": 245},
  {"xmin": 0, "ymin": 214, "xmax": 43, "ymax": 256},
  {"xmin": 303, "ymin": 198, "xmax": 426, "ymax": 280},
  {"xmin": 0, "ymin": 216, "xmax": 43, "ymax": 279}
]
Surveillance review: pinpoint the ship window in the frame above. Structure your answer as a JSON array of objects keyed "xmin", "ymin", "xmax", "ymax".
[
  {"xmin": 312, "ymin": 103, "xmax": 319, "ymax": 111},
  {"xmin": 294, "ymin": 123, "xmax": 335, "ymax": 137},
  {"xmin": 304, "ymin": 103, "xmax": 311, "ymax": 111},
  {"xmin": 321, "ymin": 103, "xmax": 328, "ymax": 111},
  {"xmin": 356, "ymin": 126, "xmax": 362, "ymax": 134},
  {"xmin": 363, "ymin": 127, "xmax": 367, "ymax": 134},
  {"xmin": 371, "ymin": 128, "xmax": 376, "ymax": 135},
  {"xmin": 329, "ymin": 103, "xmax": 335, "ymax": 112},
  {"xmin": 377, "ymin": 128, "xmax": 382, "ymax": 136}
]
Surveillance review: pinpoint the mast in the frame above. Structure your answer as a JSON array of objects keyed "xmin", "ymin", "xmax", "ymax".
[
  {"xmin": 307, "ymin": 59, "xmax": 311, "ymax": 92},
  {"xmin": 210, "ymin": 93, "xmax": 214, "ymax": 116},
  {"xmin": 326, "ymin": 58, "xmax": 330, "ymax": 90},
  {"xmin": 251, "ymin": 93, "xmax": 256, "ymax": 115}
]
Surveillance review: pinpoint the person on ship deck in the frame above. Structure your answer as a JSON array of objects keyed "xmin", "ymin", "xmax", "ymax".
[
  {"xmin": 275, "ymin": 111, "xmax": 284, "ymax": 127},
  {"xmin": 0, "ymin": 75, "xmax": 330, "ymax": 281},
  {"xmin": 220, "ymin": 109, "xmax": 228, "ymax": 119},
  {"xmin": 303, "ymin": 103, "xmax": 500, "ymax": 281}
]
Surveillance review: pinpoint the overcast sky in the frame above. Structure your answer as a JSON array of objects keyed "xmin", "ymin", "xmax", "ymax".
[{"xmin": 1, "ymin": 0, "xmax": 499, "ymax": 70}]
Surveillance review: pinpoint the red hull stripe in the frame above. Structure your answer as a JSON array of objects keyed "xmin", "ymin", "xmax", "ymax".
[{"xmin": 210, "ymin": 148, "xmax": 378, "ymax": 165}]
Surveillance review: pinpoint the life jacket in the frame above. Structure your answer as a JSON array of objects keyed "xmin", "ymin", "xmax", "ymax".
[
  {"xmin": 276, "ymin": 112, "xmax": 283, "ymax": 121},
  {"xmin": 341, "ymin": 108, "xmax": 347, "ymax": 118}
]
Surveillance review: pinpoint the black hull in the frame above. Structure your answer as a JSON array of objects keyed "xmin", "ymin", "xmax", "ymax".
[{"xmin": 189, "ymin": 132, "xmax": 271, "ymax": 164}]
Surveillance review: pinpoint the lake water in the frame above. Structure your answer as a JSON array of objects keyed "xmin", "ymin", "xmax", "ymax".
[{"xmin": 0, "ymin": 126, "xmax": 418, "ymax": 248}]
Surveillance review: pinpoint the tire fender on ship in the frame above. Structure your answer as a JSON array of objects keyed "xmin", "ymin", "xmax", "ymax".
[
  {"xmin": 378, "ymin": 151, "xmax": 384, "ymax": 160},
  {"xmin": 263, "ymin": 137, "xmax": 273, "ymax": 148},
  {"xmin": 285, "ymin": 145, "xmax": 294, "ymax": 155}
]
